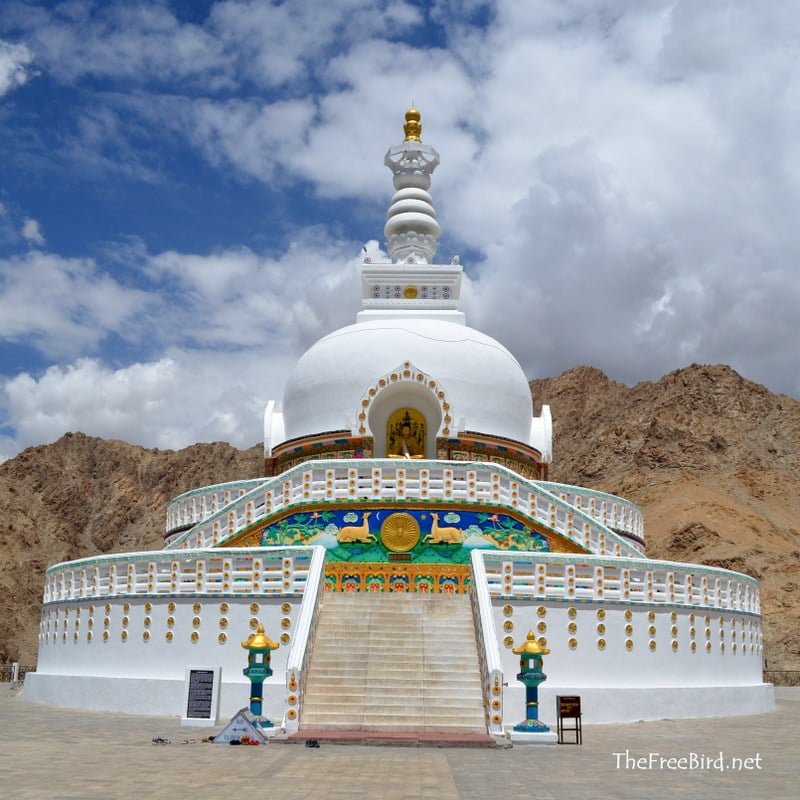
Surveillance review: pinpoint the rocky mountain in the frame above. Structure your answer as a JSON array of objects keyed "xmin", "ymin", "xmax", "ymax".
[
  {"xmin": 531, "ymin": 364, "xmax": 800, "ymax": 672},
  {"xmin": 0, "ymin": 435, "xmax": 262, "ymax": 665},
  {"xmin": 1, "ymin": 363, "xmax": 798, "ymax": 671}
]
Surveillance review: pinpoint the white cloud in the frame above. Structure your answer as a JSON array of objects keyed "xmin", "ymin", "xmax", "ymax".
[
  {"xmin": 123, "ymin": 94, "xmax": 317, "ymax": 185},
  {"xmin": 7, "ymin": 0, "xmax": 422, "ymax": 90},
  {"xmin": 0, "ymin": 227, "xmax": 370, "ymax": 360},
  {"xmin": 21, "ymin": 217, "xmax": 45, "ymax": 246},
  {"xmin": 3, "ymin": 0, "xmax": 800, "ymax": 462},
  {"xmin": 2, "ymin": 354, "xmax": 280, "ymax": 453},
  {"xmin": 0, "ymin": 40, "xmax": 34, "ymax": 95},
  {"xmin": 7, "ymin": 4, "xmax": 230, "ymax": 86},
  {"xmin": 209, "ymin": 0, "xmax": 422, "ymax": 88},
  {"xmin": 0, "ymin": 250, "xmax": 153, "ymax": 357},
  {"xmin": 451, "ymin": 1, "xmax": 800, "ymax": 396},
  {"xmin": 0, "ymin": 233, "xmax": 381, "ymax": 458},
  {"xmin": 144, "ymin": 234, "xmax": 366, "ymax": 352}
]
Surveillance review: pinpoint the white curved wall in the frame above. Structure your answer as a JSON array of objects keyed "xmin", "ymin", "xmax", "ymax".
[
  {"xmin": 282, "ymin": 319, "xmax": 534, "ymax": 444},
  {"xmin": 494, "ymin": 599, "xmax": 771, "ymax": 724}
]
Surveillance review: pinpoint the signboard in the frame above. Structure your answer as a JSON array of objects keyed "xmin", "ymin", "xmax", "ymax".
[
  {"xmin": 181, "ymin": 666, "xmax": 221, "ymax": 727},
  {"xmin": 557, "ymin": 695, "xmax": 581, "ymax": 717},
  {"xmin": 556, "ymin": 695, "xmax": 582, "ymax": 745},
  {"xmin": 212, "ymin": 708, "xmax": 270, "ymax": 744}
]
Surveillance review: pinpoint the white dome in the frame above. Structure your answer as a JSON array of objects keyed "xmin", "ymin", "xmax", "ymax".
[{"xmin": 282, "ymin": 317, "xmax": 533, "ymax": 444}]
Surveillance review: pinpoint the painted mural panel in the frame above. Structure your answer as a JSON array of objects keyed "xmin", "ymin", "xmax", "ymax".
[{"xmin": 258, "ymin": 507, "xmax": 550, "ymax": 565}]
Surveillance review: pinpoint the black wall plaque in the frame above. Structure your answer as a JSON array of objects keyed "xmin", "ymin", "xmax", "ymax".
[{"xmin": 186, "ymin": 669, "xmax": 215, "ymax": 719}]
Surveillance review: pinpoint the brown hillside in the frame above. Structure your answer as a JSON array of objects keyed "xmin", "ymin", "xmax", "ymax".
[
  {"xmin": 1, "ymin": 363, "xmax": 798, "ymax": 671},
  {"xmin": 531, "ymin": 364, "xmax": 800, "ymax": 671},
  {"xmin": 0, "ymin": 433, "xmax": 262, "ymax": 664}
]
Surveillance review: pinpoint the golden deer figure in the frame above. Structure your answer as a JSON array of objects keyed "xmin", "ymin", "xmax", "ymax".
[
  {"xmin": 423, "ymin": 512, "xmax": 465, "ymax": 544},
  {"xmin": 336, "ymin": 512, "xmax": 377, "ymax": 543}
]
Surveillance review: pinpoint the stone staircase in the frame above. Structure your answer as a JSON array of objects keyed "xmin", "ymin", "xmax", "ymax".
[{"xmin": 300, "ymin": 592, "xmax": 488, "ymax": 734}]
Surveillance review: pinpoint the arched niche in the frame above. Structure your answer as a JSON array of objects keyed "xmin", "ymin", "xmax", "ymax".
[{"xmin": 355, "ymin": 362, "xmax": 451, "ymax": 459}]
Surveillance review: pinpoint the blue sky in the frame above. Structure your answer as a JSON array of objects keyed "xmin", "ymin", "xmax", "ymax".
[{"xmin": 1, "ymin": 0, "xmax": 799, "ymax": 461}]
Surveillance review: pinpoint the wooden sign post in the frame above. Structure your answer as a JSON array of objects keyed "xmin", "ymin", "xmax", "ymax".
[{"xmin": 556, "ymin": 695, "xmax": 582, "ymax": 744}]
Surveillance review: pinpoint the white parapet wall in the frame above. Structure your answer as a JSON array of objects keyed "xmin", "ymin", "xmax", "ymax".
[
  {"xmin": 25, "ymin": 546, "xmax": 323, "ymax": 720},
  {"xmin": 475, "ymin": 551, "xmax": 773, "ymax": 724},
  {"xmin": 26, "ymin": 544, "xmax": 774, "ymax": 724},
  {"xmin": 164, "ymin": 459, "xmax": 642, "ymax": 558}
]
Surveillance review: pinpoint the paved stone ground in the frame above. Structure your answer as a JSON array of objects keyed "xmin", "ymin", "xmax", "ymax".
[{"xmin": 1, "ymin": 686, "xmax": 796, "ymax": 800}]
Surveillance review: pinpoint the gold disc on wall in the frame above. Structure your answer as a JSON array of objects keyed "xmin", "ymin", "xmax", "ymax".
[{"xmin": 380, "ymin": 512, "xmax": 421, "ymax": 552}]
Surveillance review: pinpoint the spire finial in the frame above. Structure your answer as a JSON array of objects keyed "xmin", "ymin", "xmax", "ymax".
[
  {"xmin": 403, "ymin": 106, "xmax": 421, "ymax": 142},
  {"xmin": 384, "ymin": 109, "xmax": 440, "ymax": 263}
]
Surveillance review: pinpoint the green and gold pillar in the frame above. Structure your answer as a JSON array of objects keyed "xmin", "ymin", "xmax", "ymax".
[
  {"xmin": 241, "ymin": 624, "xmax": 279, "ymax": 722},
  {"xmin": 512, "ymin": 630, "xmax": 551, "ymax": 733}
]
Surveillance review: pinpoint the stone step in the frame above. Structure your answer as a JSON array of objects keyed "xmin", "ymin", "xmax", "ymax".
[
  {"xmin": 315, "ymin": 624, "xmax": 475, "ymax": 634},
  {"xmin": 302, "ymin": 592, "xmax": 486, "ymax": 733},
  {"xmin": 317, "ymin": 625, "xmax": 476, "ymax": 636},
  {"xmin": 309, "ymin": 650, "xmax": 479, "ymax": 663},
  {"xmin": 304, "ymin": 683, "xmax": 483, "ymax": 701},
  {"xmin": 299, "ymin": 715, "xmax": 487, "ymax": 734},
  {"xmin": 321, "ymin": 610, "xmax": 474, "ymax": 621},
  {"xmin": 301, "ymin": 708, "xmax": 486, "ymax": 723},
  {"xmin": 314, "ymin": 638, "xmax": 477, "ymax": 649},
  {"xmin": 304, "ymin": 682, "xmax": 483, "ymax": 702},
  {"xmin": 304, "ymin": 685, "xmax": 481, "ymax": 698},
  {"xmin": 303, "ymin": 670, "xmax": 475, "ymax": 684},
  {"xmin": 302, "ymin": 695, "xmax": 486, "ymax": 710},
  {"xmin": 314, "ymin": 626, "xmax": 476, "ymax": 638},
  {"xmin": 308, "ymin": 663, "xmax": 482, "ymax": 686},
  {"xmin": 309, "ymin": 649, "xmax": 480, "ymax": 662},
  {"xmin": 313, "ymin": 631, "xmax": 476, "ymax": 643},
  {"xmin": 315, "ymin": 615, "xmax": 472, "ymax": 623},
  {"xmin": 299, "ymin": 723, "xmax": 489, "ymax": 735}
]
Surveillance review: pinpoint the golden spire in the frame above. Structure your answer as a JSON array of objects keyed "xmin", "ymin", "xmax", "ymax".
[
  {"xmin": 241, "ymin": 623, "xmax": 279, "ymax": 651},
  {"xmin": 403, "ymin": 106, "xmax": 422, "ymax": 141},
  {"xmin": 512, "ymin": 630, "xmax": 551, "ymax": 656}
]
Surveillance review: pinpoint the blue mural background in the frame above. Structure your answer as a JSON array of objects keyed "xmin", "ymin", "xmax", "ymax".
[{"xmin": 259, "ymin": 507, "xmax": 550, "ymax": 564}]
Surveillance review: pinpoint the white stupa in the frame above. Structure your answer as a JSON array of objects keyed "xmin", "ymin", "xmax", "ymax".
[{"xmin": 25, "ymin": 109, "xmax": 773, "ymax": 735}]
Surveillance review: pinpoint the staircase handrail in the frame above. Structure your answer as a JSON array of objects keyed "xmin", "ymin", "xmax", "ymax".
[
  {"xmin": 283, "ymin": 545, "xmax": 326, "ymax": 732},
  {"xmin": 470, "ymin": 549, "xmax": 504, "ymax": 737}
]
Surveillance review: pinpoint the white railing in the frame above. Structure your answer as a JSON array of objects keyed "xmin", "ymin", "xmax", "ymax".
[
  {"xmin": 165, "ymin": 459, "xmax": 640, "ymax": 559},
  {"xmin": 283, "ymin": 546, "xmax": 326, "ymax": 733},
  {"xmin": 470, "ymin": 550, "xmax": 504, "ymax": 736},
  {"xmin": 479, "ymin": 551, "xmax": 760, "ymax": 615},
  {"xmin": 165, "ymin": 479, "xmax": 269, "ymax": 534},
  {"xmin": 42, "ymin": 547, "xmax": 316, "ymax": 604},
  {"xmin": 537, "ymin": 481, "xmax": 644, "ymax": 547},
  {"xmin": 164, "ymin": 476, "xmax": 645, "ymax": 548}
]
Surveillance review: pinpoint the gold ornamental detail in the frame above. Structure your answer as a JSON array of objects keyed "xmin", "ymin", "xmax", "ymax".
[
  {"xmin": 403, "ymin": 106, "xmax": 421, "ymax": 141},
  {"xmin": 380, "ymin": 512, "xmax": 420, "ymax": 552}
]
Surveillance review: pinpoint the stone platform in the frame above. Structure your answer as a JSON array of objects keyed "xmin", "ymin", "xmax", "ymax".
[
  {"xmin": 282, "ymin": 728, "xmax": 496, "ymax": 747},
  {"xmin": 2, "ymin": 685, "xmax": 796, "ymax": 799}
]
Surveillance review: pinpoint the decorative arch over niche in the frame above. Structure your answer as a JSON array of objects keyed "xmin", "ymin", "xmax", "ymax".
[{"xmin": 353, "ymin": 361, "xmax": 454, "ymax": 458}]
